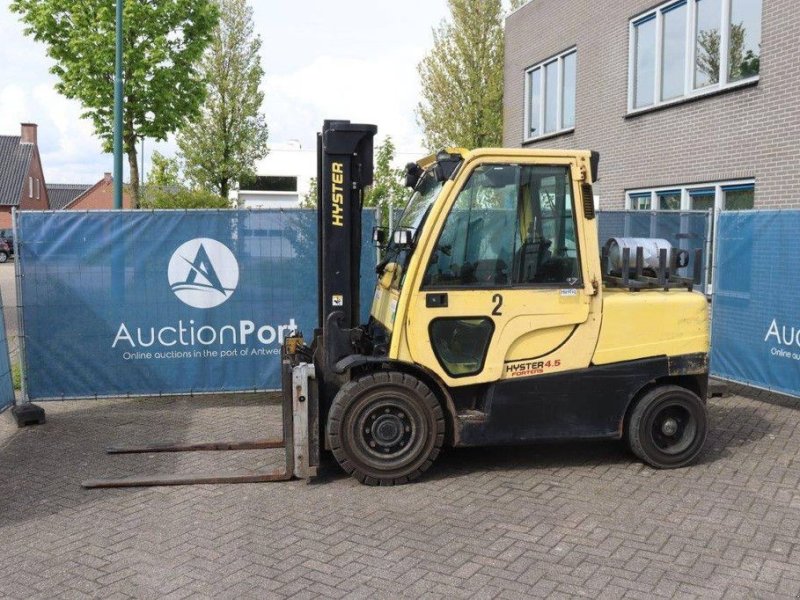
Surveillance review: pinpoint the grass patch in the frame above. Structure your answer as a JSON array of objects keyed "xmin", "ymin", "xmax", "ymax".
[{"xmin": 11, "ymin": 362, "xmax": 21, "ymax": 390}]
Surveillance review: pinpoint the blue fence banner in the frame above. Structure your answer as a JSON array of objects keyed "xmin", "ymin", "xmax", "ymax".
[
  {"xmin": 17, "ymin": 209, "xmax": 377, "ymax": 400},
  {"xmin": 711, "ymin": 211, "xmax": 800, "ymax": 398},
  {"xmin": 0, "ymin": 286, "xmax": 15, "ymax": 413}
]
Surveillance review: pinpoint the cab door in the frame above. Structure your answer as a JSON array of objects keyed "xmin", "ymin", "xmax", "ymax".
[{"xmin": 404, "ymin": 158, "xmax": 602, "ymax": 388}]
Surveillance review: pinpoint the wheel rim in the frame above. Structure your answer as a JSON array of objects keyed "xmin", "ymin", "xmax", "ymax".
[
  {"xmin": 648, "ymin": 403, "xmax": 697, "ymax": 455},
  {"xmin": 348, "ymin": 393, "xmax": 429, "ymax": 471},
  {"xmin": 361, "ymin": 404, "xmax": 414, "ymax": 456}
]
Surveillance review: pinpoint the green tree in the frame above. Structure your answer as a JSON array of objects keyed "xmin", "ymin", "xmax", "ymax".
[
  {"xmin": 363, "ymin": 136, "xmax": 407, "ymax": 226},
  {"xmin": 140, "ymin": 150, "xmax": 228, "ymax": 208},
  {"xmin": 300, "ymin": 177, "xmax": 318, "ymax": 209},
  {"xmin": 178, "ymin": 0, "xmax": 269, "ymax": 199},
  {"xmin": 11, "ymin": 0, "xmax": 218, "ymax": 208},
  {"xmin": 148, "ymin": 151, "xmax": 182, "ymax": 187},
  {"xmin": 300, "ymin": 137, "xmax": 407, "ymax": 225},
  {"xmin": 141, "ymin": 186, "xmax": 230, "ymax": 209},
  {"xmin": 141, "ymin": 150, "xmax": 180, "ymax": 206},
  {"xmin": 417, "ymin": 0, "xmax": 506, "ymax": 151}
]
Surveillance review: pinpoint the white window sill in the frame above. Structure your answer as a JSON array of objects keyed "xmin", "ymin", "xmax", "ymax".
[
  {"xmin": 627, "ymin": 76, "xmax": 759, "ymax": 118},
  {"xmin": 522, "ymin": 127, "xmax": 575, "ymax": 145}
]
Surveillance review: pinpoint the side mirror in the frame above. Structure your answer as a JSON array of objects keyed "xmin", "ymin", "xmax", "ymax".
[
  {"xmin": 433, "ymin": 151, "xmax": 463, "ymax": 182},
  {"xmin": 372, "ymin": 226, "xmax": 388, "ymax": 247},
  {"xmin": 590, "ymin": 151, "xmax": 600, "ymax": 183},
  {"xmin": 404, "ymin": 163, "xmax": 423, "ymax": 189},
  {"xmin": 392, "ymin": 229, "xmax": 413, "ymax": 248}
]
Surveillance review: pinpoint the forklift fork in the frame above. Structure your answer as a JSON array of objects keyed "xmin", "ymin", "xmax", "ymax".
[{"xmin": 81, "ymin": 361, "xmax": 319, "ymax": 489}]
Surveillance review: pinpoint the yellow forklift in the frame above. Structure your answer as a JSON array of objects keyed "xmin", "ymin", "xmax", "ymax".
[
  {"xmin": 82, "ymin": 120, "xmax": 709, "ymax": 489},
  {"xmin": 283, "ymin": 120, "xmax": 709, "ymax": 486}
]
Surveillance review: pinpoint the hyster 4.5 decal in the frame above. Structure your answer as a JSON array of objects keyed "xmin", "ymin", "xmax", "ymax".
[{"xmin": 504, "ymin": 359, "xmax": 562, "ymax": 378}]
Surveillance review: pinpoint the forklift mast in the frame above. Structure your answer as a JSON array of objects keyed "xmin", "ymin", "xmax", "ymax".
[
  {"xmin": 315, "ymin": 120, "xmax": 377, "ymax": 391},
  {"xmin": 316, "ymin": 120, "xmax": 377, "ymax": 330}
]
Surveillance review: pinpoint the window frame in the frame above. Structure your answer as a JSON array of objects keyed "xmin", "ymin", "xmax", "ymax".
[
  {"xmin": 523, "ymin": 47, "xmax": 577, "ymax": 143},
  {"xmin": 422, "ymin": 162, "xmax": 584, "ymax": 292},
  {"xmin": 428, "ymin": 317, "xmax": 495, "ymax": 378},
  {"xmin": 626, "ymin": 179, "xmax": 754, "ymax": 212},
  {"xmin": 627, "ymin": 0, "xmax": 761, "ymax": 114}
]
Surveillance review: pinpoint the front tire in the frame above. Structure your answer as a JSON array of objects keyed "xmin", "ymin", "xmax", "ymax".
[
  {"xmin": 0, "ymin": 252, "xmax": 8, "ymax": 264},
  {"xmin": 627, "ymin": 385, "xmax": 708, "ymax": 469},
  {"xmin": 327, "ymin": 371, "xmax": 445, "ymax": 485}
]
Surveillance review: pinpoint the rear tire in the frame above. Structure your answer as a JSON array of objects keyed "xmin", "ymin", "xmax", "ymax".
[
  {"xmin": 0, "ymin": 252, "xmax": 8, "ymax": 263},
  {"xmin": 327, "ymin": 371, "xmax": 445, "ymax": 485},
  {"xmin": 627, "ymin": 385, "xmax": 708, "ymax": 469}
]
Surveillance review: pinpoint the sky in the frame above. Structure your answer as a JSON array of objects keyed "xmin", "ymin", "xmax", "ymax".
[{"xmin": 0, "ymin": 0, "xmax": 451, "ymax": 184}]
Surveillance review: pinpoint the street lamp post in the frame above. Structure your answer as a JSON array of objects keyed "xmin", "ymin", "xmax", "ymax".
[{"xmin": 113, "ymin": 0, "xmax": 123, "ymax": 209}]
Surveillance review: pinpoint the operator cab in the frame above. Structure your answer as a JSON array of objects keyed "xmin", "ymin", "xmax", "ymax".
[{"xmin": 284, "ymin": 126, "xmax": 708, "ymax": 487}]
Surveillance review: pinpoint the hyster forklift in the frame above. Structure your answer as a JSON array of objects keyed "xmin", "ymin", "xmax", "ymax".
[{"xmin": 281, "ymin": 120, "xmax": 710, "ymax": 486}]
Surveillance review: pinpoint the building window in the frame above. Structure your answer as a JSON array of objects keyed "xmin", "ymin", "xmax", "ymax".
[
  {"xmin": 629, "ymin": 0, "xmax": 762, "ymax": 112},
  {"xmin": 657, "ymin": 189, "xmax": 682, "ymax": 210},
  {"xmin": 728, "ymin": 0, "xmax": 762, "ymax": 82},
  {"xmin": 722, "ymin": 183, "xmax": 754, "ymax": 210},
  {"xmin": 627, "ymin": 180, "xmax": 754, "ymax": 211},
  {"xmin": 524, "ymin": 48, "xmax": 577, "ymax": 141},
  {"xmin": 633, "ymin": 16, "xmax": 656, "ymax": 108},
  {"xmin": 28, "ymin": 176, "xmax": 33, "ymax": 198},
  {"xmin": 662, "ymin": 3, "xmax": 687, "ymax": 101},
  {"xmin": 630, "ymin": 192, "xmax": 652, "ymax": 210},
  {"xmin": 688, "ymin": 187, "xmax": 715, "ymax": 211},
  {"xmin": 242, "ymin": 176, "xmax": 298, "ymax": 192}
]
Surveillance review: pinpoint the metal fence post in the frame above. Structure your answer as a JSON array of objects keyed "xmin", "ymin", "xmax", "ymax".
[
  {"xmin": 705, "ymin": 208, "xmax": 715, "ymax": 295},
  {"xmin": 10, "ymin": 208, "xmax": 45, "ymax": 425},
  {"xmin": 12, "ymin": 208, "xmax": 26, "ymax": 403}
]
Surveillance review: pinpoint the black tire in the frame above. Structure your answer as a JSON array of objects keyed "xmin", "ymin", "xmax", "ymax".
[
  {"xmin": 327, "ymin": 371, "xmax": 445, "ymax": 486},
  {"xmin": 0, "ymin": 252, "xmax": 7, "ymax": 264},
  {"xmin": 627, "ymin": 385, "xmax": 708, "ymax": 469}
]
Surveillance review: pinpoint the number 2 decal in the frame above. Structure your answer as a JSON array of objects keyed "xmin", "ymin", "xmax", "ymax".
[{"xmin": 492, "ymin": 294, "xmax": 503, "ymax": 316}]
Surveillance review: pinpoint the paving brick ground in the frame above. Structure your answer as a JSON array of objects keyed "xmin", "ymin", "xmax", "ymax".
[{"xmin": 1, "ymin": 392, "xmax": 799, "ymax": 599}]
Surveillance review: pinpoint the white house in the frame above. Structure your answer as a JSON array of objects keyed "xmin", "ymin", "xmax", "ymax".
[{"xmin": 236, "ymin": 141, "xmax": 316, "ymax": 209}]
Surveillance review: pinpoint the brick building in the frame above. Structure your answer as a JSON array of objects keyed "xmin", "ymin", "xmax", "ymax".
[
  {"xmin": 503, "ymin": 0, "xmax": 789, "ymax": 213},
  {"xmin": 0, "ymin": 123, "xmax": 50, "ymax": 229},
  {"xmin": 48, "ymin": 173, "xmax": 132, "ymax": 211},
  {"xmin": 47, "ymin": 183, "xmax": 92, "ymax": 210}
]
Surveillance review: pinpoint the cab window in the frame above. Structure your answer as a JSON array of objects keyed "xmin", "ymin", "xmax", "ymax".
[{"xmin": 423, "ymin": 164, "xmax": 581, "ymax": 288}]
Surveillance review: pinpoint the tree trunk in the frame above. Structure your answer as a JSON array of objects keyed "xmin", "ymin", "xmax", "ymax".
[
  {"xmin": 220, "ymin": 178, "xmax": 229, "ymax": 201},
  {"xmin": 126, "ymin": 143, "xmax": 140, "ymax": 209}
]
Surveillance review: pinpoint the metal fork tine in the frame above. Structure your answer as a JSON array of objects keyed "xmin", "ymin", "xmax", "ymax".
[{"xmin": 106, "ymin": 439, "xmax": 285, "ymax": 454}]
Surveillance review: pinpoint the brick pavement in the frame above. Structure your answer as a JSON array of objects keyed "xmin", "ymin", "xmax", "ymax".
[{"xmin": 1, "ymin": 392, "xmax": 799, "ymax": 599}]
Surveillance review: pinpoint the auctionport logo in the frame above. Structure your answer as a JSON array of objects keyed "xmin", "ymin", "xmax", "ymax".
[{"xmin": 167, "ymin": 238, "xmax": 239, "ymax": 309}]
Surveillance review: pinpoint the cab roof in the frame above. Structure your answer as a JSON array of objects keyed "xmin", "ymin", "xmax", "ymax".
[{"xmin": 416, "ymin": 148, "xmax": 599, "ymax": 181}]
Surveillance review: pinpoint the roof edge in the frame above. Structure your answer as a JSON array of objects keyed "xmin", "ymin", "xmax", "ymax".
[
  {"xmin": 62, "ymin": 178, "xmax": 105, "ymax": 210},
  {"xmin": 506, "ymin": 0, "xmax": 532, "ymax": 21}
]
